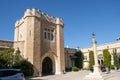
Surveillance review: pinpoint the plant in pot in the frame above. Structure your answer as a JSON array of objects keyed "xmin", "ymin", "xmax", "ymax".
[{"xmin": 103, "ymin": 49, "xmax": 111, "ymax": 74}]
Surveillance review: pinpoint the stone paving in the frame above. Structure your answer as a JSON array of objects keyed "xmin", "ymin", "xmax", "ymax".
[
  {"xmin": 104, "ymin": 70, "xmax": 120, "ymax": 80},
  {"xmin": 27, "ymin": 70, "xmax": 120, "ymax": 80}
]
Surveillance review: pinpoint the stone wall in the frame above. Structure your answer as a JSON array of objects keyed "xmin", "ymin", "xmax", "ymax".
[
  {"xmin": 0, "ymin": 40, "xmax": 13, "ymax": 51},
  {"xmin": 0, "ymin": 40, "xmax": 13, "ymax": 47},
  {"xmin": 64, "ymin": 48, "xmax": 77, "ymax": 68}
]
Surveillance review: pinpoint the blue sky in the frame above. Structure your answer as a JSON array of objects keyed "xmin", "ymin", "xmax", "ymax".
[{"xmin": 0, "ymin": 0, "xmax": 120, "ymax": 48}]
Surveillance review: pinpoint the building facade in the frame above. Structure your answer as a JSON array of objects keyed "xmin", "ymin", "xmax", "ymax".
[
  {"xmin": 64, "ymin": 41, "xmax": 120, "ymax": 69},
  {"xmin": 14, "ymin": 8, "xmax": 65, "ymax": 76},
  {"xmin": 81, "ymin": 40, "xmax": 120, "ymax": 68},
  {"xmin": 64, "ymin": 48, "xmax": 77, "ymax": 69}
]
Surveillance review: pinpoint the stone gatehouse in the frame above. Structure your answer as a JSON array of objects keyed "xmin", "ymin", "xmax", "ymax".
[{"xmin": 14, "ymin": 8, "xmax": 65, "ymax": 76}]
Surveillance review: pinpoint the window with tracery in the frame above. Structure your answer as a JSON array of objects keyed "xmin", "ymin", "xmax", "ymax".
[{"xmin": 44, "ymin": 28, "xmax": 54, "ymax": 41}]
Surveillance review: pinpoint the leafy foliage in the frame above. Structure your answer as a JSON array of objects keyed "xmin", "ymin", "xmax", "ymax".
[
  {"xmin": 110, "ymin": 65, "xmax": 114, "ymax": 69},
  {"xmin": 103, "ymin": 49, "xmax": 111, "ymax": 68},
  {"xmin": 74, "ymin": 50, "xmax": 84, "ymax": 69},
  {"xmin": 89, "ymin": 50, "xmax": 94, "ymax": 68},
  {"xmin": 0, "ymin": 47, "xmax": 14, "ymax": 68},
  {"xmin": 14, "ymin": 50, "xmax": 23, "ymax": 63},
  {"xmin": 13, "ymin": 59, "xmax": 34, "ymax": 76},
  {"xmin": 0, "ymin": 47, "xmax": 34, "ymax": 76},
  {"xmin": 113, "ymin": 49, "xmax": 119, "ymax": 67},
  {"xmin": 72, "ymin": 66, "xmax": 79, "ymax": 71}
]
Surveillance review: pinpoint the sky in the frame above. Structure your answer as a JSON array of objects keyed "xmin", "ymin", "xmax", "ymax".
[{"xmin": 0, "ymin": 0, "xmax": 120, "ymax": 48}]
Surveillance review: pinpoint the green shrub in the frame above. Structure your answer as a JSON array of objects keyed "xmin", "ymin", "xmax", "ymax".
[
  {"xmin": 82, "ymin": 68, "xmax": 89, "ymax": 70},
  {"xmin": 113, "ymin": 49, "xmax": 119, "ymax": 68},
  {"xmin": 110, "ymin": 65, "xmax": 114, "ymax": 69},
  {"xmin": 72, "ymin": 66, "xmax": 79, "ymax": 71},
  {"xmin": 0, "ymin": 47, "xmax": 14, "ymax": 68},
  {"xmin": 103, "ymin": 49, "xmax": 111, "ymax": 68},
  {"xmin": 13, "ymin": 59, "xmax": 34, "ymax": 76},
  {"xmin": 74, "ymin": 51, "xmax": 84, "ymax": 69},
  {"xmin": 89, "ymin": 51, "xmax": 95, "ymax": 68}
]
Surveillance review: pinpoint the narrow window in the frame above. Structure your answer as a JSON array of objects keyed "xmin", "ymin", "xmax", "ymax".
[
  {"xmin": 51, "ymin": 34, "xmax": 53, "ymax": 40},
  {"xmin": 44, "ymin": 32, "xmax": 47, "ymax": 39},
  {"xmin": 51, "ymin": 30, "xmax": 53, "ymax": 40},
  {"xmin": 48, "ymin": 33, "xmax": 50, "ymax": 40},
  {"xmin": 44, "ymin": 28, "xmax": 47, "ymax": 39}
]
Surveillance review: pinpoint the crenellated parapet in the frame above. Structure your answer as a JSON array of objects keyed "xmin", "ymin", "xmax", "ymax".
[{"xmin": 15, "ymin": 8, "xmax": 64, "ymax": 27}]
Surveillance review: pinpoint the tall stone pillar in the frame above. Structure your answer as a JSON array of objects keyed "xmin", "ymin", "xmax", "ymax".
[
  {"xmin": 55, "ymin": 18, "xmax": 65, "ymax": 74},
  {"xmin": 84, "ymin": 33, "xmax": 104, "ymax": 80},
  {"xmin": 92, "ymin": 36, "xmax": 102, "ymax": 75}
]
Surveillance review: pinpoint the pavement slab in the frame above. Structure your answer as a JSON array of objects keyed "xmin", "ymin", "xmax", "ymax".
[{"xmin": 27, "ymin": 70, "xmax": 120, "ymax": 80}]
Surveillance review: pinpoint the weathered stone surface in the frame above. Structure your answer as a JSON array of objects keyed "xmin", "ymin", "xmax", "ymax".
[{"xmin": 14, "ymin": 8, "xmax": 65, "ymax": 76}]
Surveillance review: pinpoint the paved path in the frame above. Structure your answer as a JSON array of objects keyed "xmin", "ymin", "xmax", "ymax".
[
  {"xmin": 28, "ymin": 70, "xmax": 120, "ymax": 80},
  {"xmin": 104, "ymin": 70, "xmax": 120, "ymax": 80}
]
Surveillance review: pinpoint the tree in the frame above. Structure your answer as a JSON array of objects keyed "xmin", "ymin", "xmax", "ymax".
[
  {"xmin": 0, "ymin": 47, "xmax": 23, "ymax": 68},
  {"xmin": 0, "ymin": 47, "xmax": 34, "ymax": 76},
  {"xmin": 0, "ymin": 47, "xmax": 14, "ymax": 68},
  {"xmin": 0, "ymin": 57, "xmax": 8, "ymax": 68},
  {"xmin": 74, "ymin": 50, "xmax": 84, "ymax": 69},
  {"xmin": 103, "ymin": 49, "xmax": 111, "ymax": 68},
  {"xmin": 113, "ymin": 49, "xmax": 119, "ymax": 68},
  {"xmin": 14, "ymin": 49, "xmax": 22, "ymax": 63},
  {"xmin": 89, "ymin": 50, "xmax": 95, "ymax": 68}
]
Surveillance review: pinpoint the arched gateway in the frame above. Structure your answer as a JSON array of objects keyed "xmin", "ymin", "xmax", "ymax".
[{"xmin": 42, "ymin": 57, "xmax": 53, "ymax": 75}]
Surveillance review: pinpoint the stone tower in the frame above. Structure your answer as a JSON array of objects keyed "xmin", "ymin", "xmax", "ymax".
[{"xmin": 14, "ymin": 8, "xmax": 65, "ymax": 76}]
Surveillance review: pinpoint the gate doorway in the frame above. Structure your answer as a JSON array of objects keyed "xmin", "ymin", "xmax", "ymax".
[{"xmin": 42, "ymin": 57, "xmax": 53, "ymax": 75}]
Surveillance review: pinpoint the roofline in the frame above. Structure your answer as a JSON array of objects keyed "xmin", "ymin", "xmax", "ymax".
[
  {"xmin": 64, "ymin": 47, "xmax": 77, "ymax": 50},
  {"xmin": 97, "ymin": 41, "xmax": 120, "ymax": 47},
  {"xmin": 0, "ymin": 40, "xmax": 14, "ymax": 42}
]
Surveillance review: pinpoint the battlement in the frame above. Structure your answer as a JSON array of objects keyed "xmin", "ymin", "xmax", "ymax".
[{"xmin": 15, "ymin": 8, "xmax": 64, "ymax": 27}]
